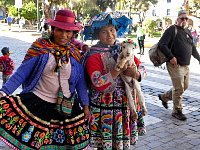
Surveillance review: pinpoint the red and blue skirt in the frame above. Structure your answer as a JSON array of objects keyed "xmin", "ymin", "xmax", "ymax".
[
  {"xmin": 89, "ymin": 84, "xmax": 146, "ymax": 150},
  {"xmin": 0, "ymin": 92, "xmax": 90, "ymax": 150}
]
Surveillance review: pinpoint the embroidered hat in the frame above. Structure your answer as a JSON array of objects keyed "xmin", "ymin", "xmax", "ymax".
[
  {"xmin": 1, "ymin": 47, "xmax": 12, "ymax": 55},
  {"xmin": 48, "ymin": 9, "xmax": 82, "ymax": 31},
  {"xmin": 178, "ymin": 10, "xmax": 188, "ymax": 16},
  {"xmin": 83, "ymin": 12, "xmax": 132, "ymax": 40}
]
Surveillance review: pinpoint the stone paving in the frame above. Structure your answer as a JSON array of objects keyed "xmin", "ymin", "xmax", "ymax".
[{"xmin": 0, "ymin": 30, "xmax": 200, "ymax": 150}]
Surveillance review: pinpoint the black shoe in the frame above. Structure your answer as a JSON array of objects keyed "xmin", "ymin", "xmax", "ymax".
[
  {"xmin": 141, "ymin": 53, "xmax": 144, "ymax": 55},
  {"xmin": 158, "ymin": 94, "xmax": 168, "ymax": 109},
  {"xmin": 172, "ymin": 110, "xmax": 187, "ymax": 121},
  {"xmin": 137, "ymin": 52, "xmax": 141, "ymax": 54}
]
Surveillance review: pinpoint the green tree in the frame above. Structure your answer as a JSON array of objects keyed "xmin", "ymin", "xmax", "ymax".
[
  {"xmin": 42, "ymin": 0, "xmax": 68, "ymax": 18},
  {"xmin": 132, "ymin": 0, "xmax": 158, "ymax": 22},
  {"xmin": 144, "ymin": 19, "xmax": 157, "ymax": 37},
  {"xmin": 41, "ymin": 0, "xmax": 99, "ymax": 20},
  {"xmin": 190, "ymin": 0, "xmax": 200, "ymax": 17},
  {"xmin": 0, "ymin": 0, "xmax": 14, "ymax": 6},
  {"xmin": 96, "ymin": 0, "xmax": 119, "ymax": 11},
  {"xmin": 8, "ymin": 5, "xmax": 18, "ymax": 17},
  {"xmin": 20, "ymin": 1, "xmax": 37, "ymax": 24},
  {"xmin": 71, "ymin": 0, "xmax": 100, "ymax": 20}
]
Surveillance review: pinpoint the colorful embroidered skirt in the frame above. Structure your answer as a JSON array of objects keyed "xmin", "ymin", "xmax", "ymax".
[
  {"xmin": 0, "ymin": 93, "xmax": 90, "ymax": 150},
  {"xmin": 89, "ymin": 86, "xmax": 146, "ymax": 150}
]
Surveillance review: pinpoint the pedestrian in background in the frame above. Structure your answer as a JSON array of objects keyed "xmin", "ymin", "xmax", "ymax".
[
  {"xmin": 6, "ymin": 15, "xmax": 13, "ymax": 31},
  {"xmin": 0, "ymin": 9, "xmax": 90, "ymax": 149},
  {"xmin": 83, "ymin": 12, "xmax": 147, "ymax": 149},
  {"xmin": 197, "ymin": 35, "xmax": 200, "ymax": 48},
  {"xmin": 19, "ymin": 17, "xmax": 25, "ymax": 32},
  {"xmin": 191, "ymin": 27, "xmax": 198, "ymax": 46},
  {"xmin": 158, "ymin": 10, "xmax": 200, "ymax": 121},
  {"xmin": 0, "ymin": 47, "xmax": 14, "ymax": 85},
  {"xmin": 39, "ymin": 15, "xmax": 46, "ymax": 32},
  {"xmin": 136, "ymin": 22, "xmax": 145, "ymax": 55},
  {"xmin": 41, "ymin": 22, "xmax": 51, "ymax": 38}
]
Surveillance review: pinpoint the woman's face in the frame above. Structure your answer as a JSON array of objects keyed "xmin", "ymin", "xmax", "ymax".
[
  {"xmin": 53, "ymin": 27, "xmax": 74, "ymax": 46},
  {"xmin": 98, "ymin": 24, "xmax": 117, "ymax": 46}
]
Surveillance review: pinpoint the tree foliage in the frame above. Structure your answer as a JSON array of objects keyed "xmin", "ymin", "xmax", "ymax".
[
  {"xmin": 0, "ymin": 0, "xmax": 14, "ymax": 6},
  {"xmin": 8, "ymin": 5, "xmax": 18, "ymax": 17},
  {"xmin": 21, "ymin": 1, "xmax": 37, "ymax": 23},
  {"xmin": 136, "ymin": 0, "xmax": 158, "ymax": 11},
  {"xmin": 71, "ymin": 0, "xmax": 100, "ymax": 20},
  {"xmin": 191, "ymin": 0, "xmax": 200, "ymax": 13},
  {"xmin": 6, "ymin": 1, "xmax": 37, "ymax": 24},
  {"xmin": 144, "ymin": 19, "xmax": 157, "ymax": 37},
  {"xmin": 96, "ymin": 0, "xmax": 119, "ymax": 11}
]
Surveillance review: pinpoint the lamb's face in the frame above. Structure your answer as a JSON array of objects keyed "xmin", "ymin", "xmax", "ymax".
[{"xmin": 121, "ymin": 42, "xmax": 135, "ymax": 57}]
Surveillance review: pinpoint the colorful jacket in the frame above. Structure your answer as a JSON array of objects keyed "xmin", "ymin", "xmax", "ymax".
[
  {"xmin": 1, "ymin": 54, "xmax": 89, "ymax": 106},
  {"xmin": 85, "ymin": 42, "xmax": 146, "ymax": 92},
  {"xmin": 0, "ymin": 55, "xmax": 14, "ymax": 75}
]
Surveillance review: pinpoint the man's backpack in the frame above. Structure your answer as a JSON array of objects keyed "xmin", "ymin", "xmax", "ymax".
[{"xmin": 149, "ymin": 25, "xmax": 177, "ymax": 67}]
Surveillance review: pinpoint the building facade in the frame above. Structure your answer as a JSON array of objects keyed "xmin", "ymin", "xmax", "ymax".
[
  {"xmin": 145, "ymin": 0, "xmax": 199, "ymax": 29},
  {"xmin": 0, "ymin": 7, "xmax": 6, "ymax": 21}
]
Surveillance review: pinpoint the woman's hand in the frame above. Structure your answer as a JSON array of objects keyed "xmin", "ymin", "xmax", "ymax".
[
  {"xmin": 0, "ymin": 93, "xmax": 3, "ymax": 98},
  {"xmin": 83, "ymin": 106, "xmax": 91, "ymax": 121},
  {"xmin": 0, "ymin": 91, "xmax": 6, "ymax": 98},
  {"xmin": 82, "ymin": 45, "xmax": 90, "ymax": 52},
  {"xmin": 123, "ymin": 65, "xmax": 140, "ymax": 80},
  {"xmin": 111, "ymin": 63, "xmax": 128, "ymax": 79}
]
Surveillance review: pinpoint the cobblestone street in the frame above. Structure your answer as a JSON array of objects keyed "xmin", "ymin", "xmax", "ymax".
[{"xmin": 0, "ymin": 31, "xmax": 200, "ymax": 150}]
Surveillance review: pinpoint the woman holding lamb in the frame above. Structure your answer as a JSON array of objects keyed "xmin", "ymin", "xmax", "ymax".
[{"xmin": 83, "ymin": 12, "xmax": 147, "ymax": 150}]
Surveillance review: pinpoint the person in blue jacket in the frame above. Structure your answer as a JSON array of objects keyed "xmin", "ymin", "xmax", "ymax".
[
  {"xmin": 0, "ymin": 9, "xmax": 90, "ymax": 150},
  {"xmin": 6, "ymin": 15, "xmax": 13, "ymax": 31}
]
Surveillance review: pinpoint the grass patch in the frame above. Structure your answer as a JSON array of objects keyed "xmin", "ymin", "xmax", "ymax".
[
  {"xmin": 144, "ymin": 43, "xmax": 154, "ymax": 48},
  {"xmin": 126, "ymin": 34, "xmax": 137, "ymax": 39}
]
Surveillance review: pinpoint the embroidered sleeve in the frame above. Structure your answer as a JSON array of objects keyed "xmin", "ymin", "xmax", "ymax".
[
  {"xmin": 90, "ymin": 70, "xmax": 116, "ymax": 92},
  {"xmin": 86, "ymin": 53, "xmax": 116, "ymax": 92}
]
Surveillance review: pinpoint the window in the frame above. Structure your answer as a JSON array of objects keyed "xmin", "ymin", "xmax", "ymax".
[
  {"xmin": 167, "ymin": 9, "xmax": 170, "ymax": 16},
  {"xmin": 167, "ymin": 0, "xmax": 171, "ymax": 3},
  {"xmin": 152, "ymin": 9, "xmax": 156, "ymax": 16}
]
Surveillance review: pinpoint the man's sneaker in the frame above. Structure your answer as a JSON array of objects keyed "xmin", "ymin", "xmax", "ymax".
[
  {"xmin": 158, "ymin": 94, "xmax": 168, "ymax": 109},
  {"xmin": 172, "ymin": 110, "xmax": 187, "ymax": 121}
]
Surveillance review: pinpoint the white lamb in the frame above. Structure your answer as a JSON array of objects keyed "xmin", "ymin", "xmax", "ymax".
[{"xmin": 115, "ymin": 40, "xmax": 147, "ymax": 120}]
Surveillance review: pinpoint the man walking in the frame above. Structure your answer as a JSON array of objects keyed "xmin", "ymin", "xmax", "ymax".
[
  {"xmin": 6, "ymin": 15, "xmax": 13, "ymax": 31},
  {"xmin": 158, "ymin": 10, "xmax": 200, "ymax": 121}
]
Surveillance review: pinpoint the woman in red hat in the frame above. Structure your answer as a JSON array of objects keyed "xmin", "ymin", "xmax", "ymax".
[{"xmin": 0, "ymin": 9, "xmax": 90, "ymax": 150}]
